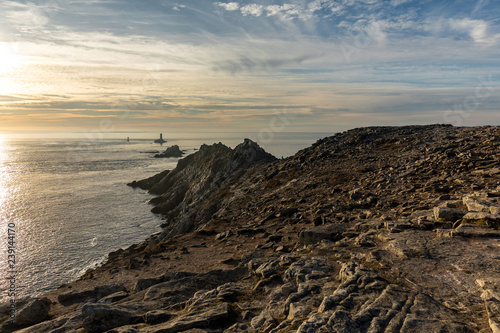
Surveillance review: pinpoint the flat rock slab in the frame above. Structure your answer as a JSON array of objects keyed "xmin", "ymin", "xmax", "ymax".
[
  {"xmin": 462, "ymin": 211, "xmax": 500, "ymax": 228},
  {"xmin": 463, "ymin": 194, "xmax": 500, "ymax": 214},
  {"xmin": 436, "ymin": 224, "xmax": 500, "ymax": 238}
]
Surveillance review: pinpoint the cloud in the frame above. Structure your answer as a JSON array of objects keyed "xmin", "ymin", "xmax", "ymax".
[
  {"xmin": 212, "ymin": 53, "xmax": 320, "ymax": 74},
  {"xmin": 172, "ymin": 4, "xmax": 186, "ymax": 11},
  {"xmin": 217, "ymin": 2, "xmax": 239, "ymax": 11},
  {"xmin": 390, "ymin": 0, "xmax": 412, "ymax": 6},
  {"xmin": 217, "ymin": 1, "xmax": 341, "ymax": 21},
  {"xmin": 240, "ymin": 4, "xmax": 264, "ymax": 17},
  {"xmin": 449, "ymin": 18, "xmax": 499, "ymax": 45},
  {"xmin": 266, "ymin": 4, "xmax": 314, "ymax": 21}
]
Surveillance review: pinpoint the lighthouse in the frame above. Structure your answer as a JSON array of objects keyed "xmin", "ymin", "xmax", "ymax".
[{"xmin": 154, "ymin": 133, "xmax": 166, "ymax": 144}]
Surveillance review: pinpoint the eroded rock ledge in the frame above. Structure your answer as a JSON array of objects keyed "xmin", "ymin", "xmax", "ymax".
[{"xmin": 2, "ymin": 125, "xmax": 500, "ymax": 333}]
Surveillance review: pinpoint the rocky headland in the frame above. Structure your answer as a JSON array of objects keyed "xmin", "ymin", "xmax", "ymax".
[{"xmin": 2, "ymin": 124, "xmax": 500, "ymax": 333}]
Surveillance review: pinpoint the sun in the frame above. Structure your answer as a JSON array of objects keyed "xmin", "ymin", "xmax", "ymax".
[{"xmin": 0, "ymin": 42, "xmax": 21, "ymax": 75}]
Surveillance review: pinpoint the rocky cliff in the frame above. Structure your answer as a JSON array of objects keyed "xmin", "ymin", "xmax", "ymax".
[
  {"xmin": 129, "ymin": 138, "xmax": 277, "ymax": 240},
  {"xmin": 2, "ymin": 125, "xmax": 500, "ymax": 333}
]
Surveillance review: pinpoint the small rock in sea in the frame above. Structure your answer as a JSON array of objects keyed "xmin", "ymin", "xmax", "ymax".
[{"xmin": 154, "ymin": 145, "xmax": 184, "ymax": 158}]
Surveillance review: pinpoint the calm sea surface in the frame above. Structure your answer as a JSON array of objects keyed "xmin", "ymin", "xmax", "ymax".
[{"xmin": 0, "ymin": 132, "xmax": 330, "ymax": 302}]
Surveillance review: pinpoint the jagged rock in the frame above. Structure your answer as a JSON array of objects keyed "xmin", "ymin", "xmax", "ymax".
[
  {"xmin": 98, "ymin": 291, "xmax": 129, "ymax": 304},
  {"xmin": 106, "ymin": 326, "xmax": 141, "ymax": 333},
  {"xmin": 14, "ymin": 297, "xmax": 51, "ymax": 327},
  {"xmin": 81, "ymin": 304, "xmax": 142, "ymax": 333},
  {"xmin": 224, "ymin": 322, "xmax": 252, "ymax": 332},
  {"xmin": 477, "ymin": 279, "xmax": 500, "ymax": 333},
  {"xmin": 58, "ymin": 284, "xmax": 126, "ymax": 305},
  {"xmin": 255, "ymin": 260, "xmax": 280, "ymax": 278},
  {"xmin": 250, "ymin": 309, "xmax": 276, "ymax": 330},
  {"xmin": 154, "ymin": 145, "xmax": 184, "ymax": 158},
  {"xmin": 128, "ymin": 170, "xmax": 170, "ymax": 189},
  {"xmin": 131, "ymin": 139, "xmax": 276, "ymax": 241},
  {"xmin": 13, "ymin": 312, "xmax": 84, "ymax": 333}
]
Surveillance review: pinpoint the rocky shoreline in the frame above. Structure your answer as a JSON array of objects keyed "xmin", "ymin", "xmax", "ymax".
[{"xmin": 2, "ymin": 124, "xmax": 500, "ymax": 333}]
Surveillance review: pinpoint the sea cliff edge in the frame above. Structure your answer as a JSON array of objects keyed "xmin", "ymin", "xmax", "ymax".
[{"xmin": 2, "ymin": 124, "xmax": 500, "ymax": 333}]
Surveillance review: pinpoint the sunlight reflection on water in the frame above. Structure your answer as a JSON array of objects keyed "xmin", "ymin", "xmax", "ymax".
[{"xmin": 0, "ymin": 135, "xmax": 13, "ymax": 300}]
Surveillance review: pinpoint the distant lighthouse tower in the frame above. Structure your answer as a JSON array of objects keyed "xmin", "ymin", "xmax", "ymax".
[{"xmin": 154, "ymin": 133, "xmax": 167, "ymax": 144}]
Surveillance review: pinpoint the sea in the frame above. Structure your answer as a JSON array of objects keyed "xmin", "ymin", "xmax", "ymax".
[{"xmin": 0, "ymin": 132, "xmax": 330, "ymax": 303}]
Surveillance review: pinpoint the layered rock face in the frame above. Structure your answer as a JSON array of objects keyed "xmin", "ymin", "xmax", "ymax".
[
  {"xmin": 3, "ymin": 125, "xmax": 500, "ymax": 333},
  {"xmin": 129, "ymin": 139, "xmax": 276, "ymax": 240}
]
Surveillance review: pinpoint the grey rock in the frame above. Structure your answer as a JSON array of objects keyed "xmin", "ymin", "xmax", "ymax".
[
  {"xmin": 298, "ymin": 223, "xmax": 351, "ymax": 246},
  {"xmin": 14, "ymin": 297, "xmax": 51, "ymax": 327},
  {"xmin": 143, "ymin": 303, "xmax": 230, "ymax": 333},
  {"xmin": 297, "ymin": 262, "xmax": 475, "ymax": 333},
  {"xmin": 436, "ymin": 224, "xmax": 500, "ymax": 238},
  {"xmin": 224, "ymin": 322, "xmax": 253, "ymax": 332},
  {"xmin": 144, "ymin": 310, "xmax": 174, "ymax": 324},
  {"xmin": 97, "ymin": 291, "xmax": 129, "ymax": 304},
  {"xmin": 255, "ymin": 260, "xmax": 280, "ymax": 278},
  {"xmin": 81, "ymin": 303, "xmax": 141, "ymax": 333},
  {"xmin": 106, "ymin": 326, "xmax": 140, "ymax": 333},
  {"xmin": 462, "ymin": 212, "xmax": 500, "ymax": 228},
  {"xmin": 58, "ymin": 284, "xmax": 126, "ymax": 305},
  {"xmin": 154, "ymin": 145, "xmax": 184, "ymax": 158},
  {"xmin": 433, "ymin": 207, "xmax": 468, "ymax": 222},
  {"xmin": 477, "ymin": 279, "xmax": 500, "ymax": 333},
  {"xmin": 14, "ymin": 312, "xmax": 84, "ymax": 333},
  {"xmin": 134, "ymin": 277, "xmax": 164, "ymax": 293},
  {"xmin": 463, "ymin": 194, "xmax": 500, "ymax": 214},
  {"xmin": 250, "ymin": 309, "xmax": 275, "ymax": 330}
]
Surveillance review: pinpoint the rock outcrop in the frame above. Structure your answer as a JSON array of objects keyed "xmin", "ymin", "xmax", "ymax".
[
  {"xmin": 130, "ymin": 138, "xmax": 276, "ymax": 241},
  {"xmin": 2, "ymin": 125, "xmax": 500, "ymax": 333},
  {"xmin": 154, "ymin": 145, "xmax": 184, "ymax": 158}
]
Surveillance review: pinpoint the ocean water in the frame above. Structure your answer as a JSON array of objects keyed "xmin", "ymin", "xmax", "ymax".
[{"xmin": 0, "ymin": 132, "xmax": 330, "ymax": 302}]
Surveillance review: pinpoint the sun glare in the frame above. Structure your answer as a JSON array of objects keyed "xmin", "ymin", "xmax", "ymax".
[{"xmin": 0, "ymin": 42, "xmax": 21, "ymax": 75}]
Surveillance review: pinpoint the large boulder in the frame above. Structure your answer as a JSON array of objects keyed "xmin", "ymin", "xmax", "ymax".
[
  {"xmin": 433, "ymin": 207, "xmax": 468, "ymax": 222},
  {"xmin": 14, "ymin": 297, "xmax": 51, "ymax": 327}
]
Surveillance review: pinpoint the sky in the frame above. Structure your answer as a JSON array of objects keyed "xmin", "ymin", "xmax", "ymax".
[{"xmin": 0, "ymin": 0, "xmax": 499, "ymax": 134}]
